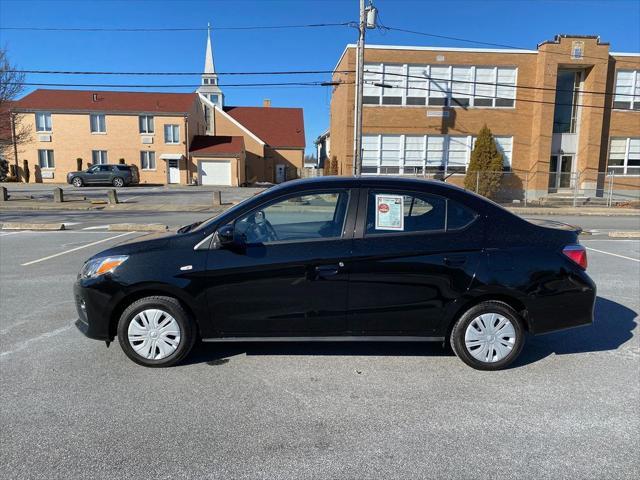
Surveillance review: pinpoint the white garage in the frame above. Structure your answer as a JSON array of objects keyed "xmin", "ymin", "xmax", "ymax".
[{"xmin": 198, "ymin": 160, "xmax": 232, "ymax": 186}]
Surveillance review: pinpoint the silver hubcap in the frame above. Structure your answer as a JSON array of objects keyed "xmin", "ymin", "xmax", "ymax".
[
  {"xmin": 127, "ymin": 309, "xmax": 181, "ymax": 360},
  {"xmin": 114, "ymin": 179, "xmax": 123, "ymax": 187},
  {"xmin": 464, "ymin": 313, "xmax": 516, "ymax": 363},
  {"xmin": 73, "ymin": 179, "xmax": 81, "ymax": 186}
]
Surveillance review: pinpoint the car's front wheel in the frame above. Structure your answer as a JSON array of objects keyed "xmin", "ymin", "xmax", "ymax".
[
  {"xmin": 450, "ymin": 301, "xmax": 525, "ymax": 371},
  {"xmin": 117, "ymin": 296, "xmax": 196, "ymax": 367},
  {"xmin": 72, "ymin": 177, "xmax": 83, "ymax": 187}
]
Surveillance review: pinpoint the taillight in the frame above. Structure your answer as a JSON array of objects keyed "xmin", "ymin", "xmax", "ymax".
[{"xmin": 562, "ymin": 244, "xmax": 587, "ymax": 270}]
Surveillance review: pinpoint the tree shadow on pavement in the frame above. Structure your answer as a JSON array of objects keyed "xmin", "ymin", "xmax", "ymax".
[{"xmin": 512, "ymin": 296, "xmax": 637, "ymax": 367}]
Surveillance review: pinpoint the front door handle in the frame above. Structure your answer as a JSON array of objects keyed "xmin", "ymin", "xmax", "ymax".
[
  {"xmin": 444, "ymin": 255, "xmax": 467, "ymax": 267},
  {"xmin": 314, "ymin": 263, "xmax": 342, "ymax": 279}
]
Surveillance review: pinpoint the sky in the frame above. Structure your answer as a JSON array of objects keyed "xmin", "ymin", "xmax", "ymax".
[{"xmin": 1, "ymin": 0, "xmax": 639, "ymax": 155}]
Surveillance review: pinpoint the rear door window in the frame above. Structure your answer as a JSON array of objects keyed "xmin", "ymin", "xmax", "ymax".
[{"xmin": 365, "ymin": 190, "xmax": 476, "ymax": 235}]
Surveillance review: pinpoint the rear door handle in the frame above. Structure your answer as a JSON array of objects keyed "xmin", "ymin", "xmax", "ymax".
[{"xmin": 444, "ymin": 255, "xmax": 467, "ymax": 267}]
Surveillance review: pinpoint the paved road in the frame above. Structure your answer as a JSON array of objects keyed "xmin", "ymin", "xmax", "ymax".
[{"xmin": 0, "ymin": 228, "xmax": 638, "ymax": 479}]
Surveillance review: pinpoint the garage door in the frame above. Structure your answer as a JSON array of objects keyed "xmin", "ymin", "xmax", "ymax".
[{"xmin": 199, "ymin": 160, "xmax": 232, "ymax": 186}]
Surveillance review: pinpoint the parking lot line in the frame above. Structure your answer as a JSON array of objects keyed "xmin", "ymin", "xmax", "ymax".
[
  {"xmin": 585, "ymin": 247, "xmax": 640, "ymax": 263},
  {"xmin": 20, "ymin": 231, "xmax": 136, "ymax": 266},
  {"xmin": 0, "ymin": 231, "xmax": 28, "ymax": 237}
]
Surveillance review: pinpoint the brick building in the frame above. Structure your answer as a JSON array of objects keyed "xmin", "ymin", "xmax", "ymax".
[
  {"xmin": 329, "ymin": 34, "xmax": 640, "ymax": 200},
  {"xmin": 9, "ymin": 30, "xmax": 305, "ymax": 186}
]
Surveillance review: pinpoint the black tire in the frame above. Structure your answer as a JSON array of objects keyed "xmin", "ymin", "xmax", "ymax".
[
  {"xmin": 72, "ymin": 177, "xmax": 83, "ymax": 187},
  {"xmin": 450, "ymin": 300, "xmax": 525, "ymax": 371},
  {"xmin": 117, "ymin": 296, "xmax": 197, "ymax": 367},
  {"xmin": 112, "ymin": 177, "xmax": 125, "ymax": 187}
]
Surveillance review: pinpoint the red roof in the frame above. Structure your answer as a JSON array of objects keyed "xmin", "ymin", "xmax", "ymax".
[
  {"xmin": 13, "ymin": 89, "xmax": 197, "ymax": 114},
  {"xmin": 189, "ymin": 135, "xmax": 245, "ymax": 155},
  {"xmin": 224, "ymin": 106, "xmax": 305, "ymax": 149}
]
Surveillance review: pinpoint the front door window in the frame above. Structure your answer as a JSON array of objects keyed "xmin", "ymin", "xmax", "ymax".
[{"xmin": 235, "ymin": 191, "xmax": 349, "ymax": 244}]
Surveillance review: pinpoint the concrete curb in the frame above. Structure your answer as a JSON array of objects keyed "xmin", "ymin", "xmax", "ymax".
[
  {"xmin": 608, "ymin": 231, "xmax": 640, "ymax": 238},
  {"xmin": 108, "ymin": 223, "xmax": 169, "ymax": 232},
  {"xmin": 1, "ymin": 222, "xmax": 65, "ymax": 231}
]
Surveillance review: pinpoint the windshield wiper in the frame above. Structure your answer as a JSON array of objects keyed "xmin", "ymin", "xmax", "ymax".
[{"xmin": 177, "ymin": 221, "xmax": 203, "ymax": 234}]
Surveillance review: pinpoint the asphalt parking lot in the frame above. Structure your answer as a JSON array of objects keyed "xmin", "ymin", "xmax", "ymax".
[{"xmin": 1, "ymin": 227, "xmax": 639, "ymax": 478}]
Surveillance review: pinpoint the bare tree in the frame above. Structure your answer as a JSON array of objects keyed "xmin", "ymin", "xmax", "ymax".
[{"xmin": 0, "ymin": 48, "xmax": 30, "ymax": 180}]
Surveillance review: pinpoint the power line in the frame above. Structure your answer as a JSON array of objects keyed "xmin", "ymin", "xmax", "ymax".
[
  {"xmin": 0, "ymin": 22, "xmax": 354, "ymax": 32},
  {"xmin": 360, "ymin": 80, "xmax": 615, "ymax": 110},
  {"xmin": 367, "ymin": 70, "xmax": 635, "ymax": 98},
  {"xmin": 379, "ymin": 25, "xmax": 639, "ymax": 66},
  {"xmin": 9, "ymin": 67, "xmax": 628, "ymax": 98},
  {"xmin": 9, "ymin": 81, "xmax": 353, "ymax": 89},
  {"xmin": 8, "ymin": 69, "xmax": 353, "ymax": 76}
]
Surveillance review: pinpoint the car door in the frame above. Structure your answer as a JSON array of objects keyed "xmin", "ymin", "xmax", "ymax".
[
  {"xmin": 94, "ymin": 165, "xmax": 112, "ymax": 184},
  {"xmin": 83, "ymin": 165, "xmax": 100, "ymax": 184},
  {"xmin": 203, "ymin": 188, "xmax": 357, "ymax": 337},
  {"xmin": 347, "ymin": 187, "xmax": 483, "ymax": 336}
]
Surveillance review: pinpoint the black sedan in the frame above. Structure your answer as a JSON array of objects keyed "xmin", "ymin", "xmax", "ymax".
[{"xmin": 74, "ymin": 177, "xmax": 595, "ymax": 370}]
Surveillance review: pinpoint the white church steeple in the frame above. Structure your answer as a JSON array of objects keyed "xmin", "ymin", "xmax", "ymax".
[{"xmin": 197, "ymin": 23, "xmax": 223, "ymax": 109}]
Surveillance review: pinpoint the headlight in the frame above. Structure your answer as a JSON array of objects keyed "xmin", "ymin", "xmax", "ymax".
[{"xmin": 80, "ymin": 255, "xmax": 128, "ymax": 279}]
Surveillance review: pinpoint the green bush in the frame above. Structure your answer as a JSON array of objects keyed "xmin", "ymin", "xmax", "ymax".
[{"xmin": 464, "ymin": 124, "xmax": 504, "ymax": 198}]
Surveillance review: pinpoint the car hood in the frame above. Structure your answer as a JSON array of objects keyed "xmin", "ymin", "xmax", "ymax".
[{"xmin": 86, "ymin": 231, "xmax": 177, "ymax": 260}]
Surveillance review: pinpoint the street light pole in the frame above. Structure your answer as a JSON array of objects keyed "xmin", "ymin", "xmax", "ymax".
[{"xmin": 352, "ymin": 0, "xmax": 366, "ymax": 176}]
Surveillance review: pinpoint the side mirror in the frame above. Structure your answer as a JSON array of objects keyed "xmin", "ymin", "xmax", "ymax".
[{"xmin": 212, "ymin": 223, "xmax": 240, "ymax": 250}]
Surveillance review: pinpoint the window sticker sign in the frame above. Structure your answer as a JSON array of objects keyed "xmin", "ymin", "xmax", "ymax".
[{"xmin": 375, "ymin": 195, "xmax": 404, "ymax": 231}]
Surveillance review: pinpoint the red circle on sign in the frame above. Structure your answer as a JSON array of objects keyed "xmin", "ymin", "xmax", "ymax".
[{"xmin": 378, "ymin": 203, "xmax": 389, "ymax": 213}]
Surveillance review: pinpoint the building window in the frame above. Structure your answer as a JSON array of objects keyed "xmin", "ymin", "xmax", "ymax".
[
  {"xmin": 613, "ymin": 70, "xmax": 639, "ymax": 110},
  {"xmin": 35, "ymin": 112, "xmax": 52, "ymax": 132},
  {"xmin": 90, "ymin": 114, "xmax": 106, "ymax": 133},
  {"xmin": 209, "ymin": 94, "xmax": 219, "ymax": 104},
  {"xmin": 361, "ymin": 134, "xmax": 513, "ymax": 175},
  {"xmin": 140, "ymin": 151, "xmax": 156, "ymax": 170},
  {"xmin": 139, "ymin": 115, "xmax": 154, "ymax": 134},
  {"xmin": 92, "ymin": 150, "xmax": 108, "ymax": 165},
  {"xmin": 362, "ymin": 63, "xmax": 517, "ymax": 108},
  {"xmin": 38, "ymin": 149, "xmax": 55, "ymax": 168},
  {"xmin": 164, "ymin": 124, "xmax": 180, "ymax": 144},
  {"xmin": 608, "ymin": 138, "xmax": 640, "ymax": 175}
]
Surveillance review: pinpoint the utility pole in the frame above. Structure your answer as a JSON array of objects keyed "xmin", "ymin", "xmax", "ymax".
[{"xmin": 352, "ymin": 0, "xmax": 376, "ymax": 176}]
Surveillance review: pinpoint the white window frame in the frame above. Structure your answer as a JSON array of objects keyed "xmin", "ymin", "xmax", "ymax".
[
  {"xmin": 363, "ymin": 63, "xmax": 518, "ymax": 109},
  {"xmin": 360, "ymin": 133, "xmax": 514, "ymax": 175},
  {"xmin": 38, "ymin": 149, "xmax": 55, "ymax": 169},
  {"xmin": 164, "ymin": 124, "xmax": 180, "ymax": 144},
  {"xmin": 90, "ymin": 114, "xmax": 106, "ymax": 134},
  {"xmin": 35, "ymin": 112, "xmax": 52, "ymax": 132},
  {"xmin": 613, "ymin": 70, "xmax": 639, "ymax": 110},
  {"xmin": 92, "ymin": 150, "xmax": 108, "ymax": 165},
  {"xmin": 608, "ymin": 137, "xmax": 640, "ymax": 175},
  {"xmin": 139, "ymin": 115, "xmax": 155, "ymax": 134},
  {"xmin": 140, "ymin": 151, "xmax": 156, "ymax": 171}
]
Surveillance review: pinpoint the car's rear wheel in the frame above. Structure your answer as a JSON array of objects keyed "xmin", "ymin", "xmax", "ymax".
[
  {"xmin": 117, "ymin": 296, "xmax": 196, "ymax": 367},
  {"xmin": 112, "ymin": 177, "xmax": 124, "ymax": 187},
  {"xmin": 450, "ymin": 301, "xmax": 525, "ymax": 371},
  {"xmin": 72, "ymin": 177, "xmax": 83, "ymax": 187}
]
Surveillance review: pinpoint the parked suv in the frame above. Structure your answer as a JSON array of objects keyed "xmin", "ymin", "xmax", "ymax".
[{"xmin": 67, "ymin": 164, "xmax": 139, "ymax": 187}]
